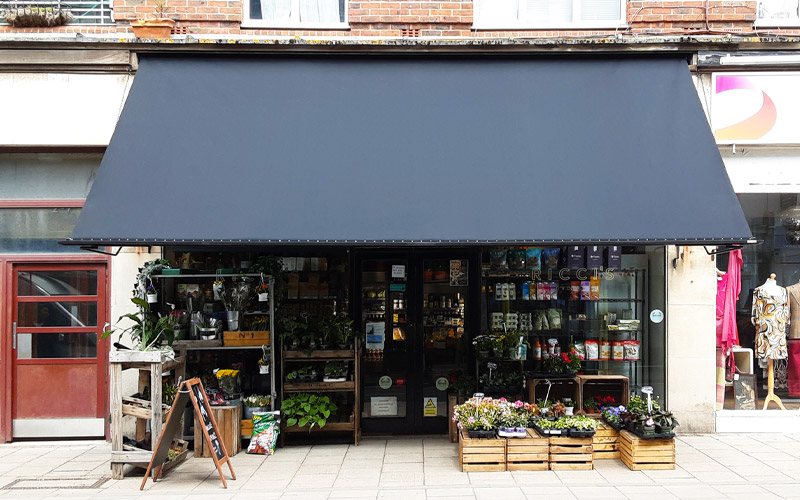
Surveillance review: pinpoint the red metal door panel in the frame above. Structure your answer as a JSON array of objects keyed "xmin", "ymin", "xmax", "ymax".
[{"xmin": 14, "ymin": 364, "xmax": 98, "ymax": 418}]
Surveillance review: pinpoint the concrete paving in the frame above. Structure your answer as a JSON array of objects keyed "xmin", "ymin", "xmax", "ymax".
[{"xmin": 1, "ymin": 433, "xmax": 800, "ymax": 499}]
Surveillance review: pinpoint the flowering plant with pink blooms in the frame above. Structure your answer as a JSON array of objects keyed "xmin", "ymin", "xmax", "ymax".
[{"xmin": 452, "ymin": 397, "xmax": 503, "ymax": 431}]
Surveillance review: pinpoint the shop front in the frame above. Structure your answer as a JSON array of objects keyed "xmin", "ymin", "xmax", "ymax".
[
  {"xmin": 706, "ymin": 65, "xmax": 800, "ymax": 430},
  {"xmin": 62, "ymin": 52, "xmax": 752, "ymax": 435}
]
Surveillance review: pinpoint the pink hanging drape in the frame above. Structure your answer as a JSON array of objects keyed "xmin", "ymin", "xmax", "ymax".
[{"xmin": 716, "ymin": 249, "xmax": 743, "ymax": 376}]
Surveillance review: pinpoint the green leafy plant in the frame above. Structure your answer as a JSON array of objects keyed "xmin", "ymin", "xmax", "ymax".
[
  {"xmin": 449, "ymin": 375, "xmax": 477, "ymax": 398},
  {"xmin": 280, "ymin": 315, "xmax": 305, "ymax": 348},
  {"xmin": 133, "ymin": 259, "xmax": 170, "ymax": 301},
  {"xmin": 583, "ymin": 397, "xmax": 599, "ymax": 412},
  {"xmin": 281, "ymin": 393, "xmax": 338, "ymax": 430},
  {"xmin": 101, "ymin": 297, "xmax": 179, "ymax": 349},
  {"xmin": 541, "ymin": 352, "xmax": 582, "ymax": 373}
]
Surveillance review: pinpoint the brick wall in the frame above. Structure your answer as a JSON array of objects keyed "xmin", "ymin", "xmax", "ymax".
[{"xmin": 2, "ymin": 0, "xmax": 799, "ymax": 38}]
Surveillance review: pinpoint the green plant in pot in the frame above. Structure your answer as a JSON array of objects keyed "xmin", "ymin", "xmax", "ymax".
[
  {"xmin": 319, "ymin": 315, "xmax": 337, "ymax": 349},
  {"xmin": 242, "ymin": 394, "xmax": 271, "ymax": 419},
  {"xmin": 280, "ymin": 315, "xmax": 304, "ymax": 350},
  {"xmin": 653, "ymin": 409, "xmax": 679, "ymax": 434},
  {"xmin": 332, "ymin": 315, "xmax": 355, "ymax": 349},
  {"xmin": 133, "ymin": 259, "xmax": 171, "ymax": 301},
  {"xmin": 281, "ymin": 393, "xmax": 337, "ymax": 430},
  {"xmin": 102, "ymin": 297, "xmax": 180, "ymax": 350}
]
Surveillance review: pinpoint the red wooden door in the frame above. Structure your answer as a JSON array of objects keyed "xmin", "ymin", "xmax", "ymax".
[{"xmin": 11, "ymin": 264, "xmax": 108, "ymax": 438}]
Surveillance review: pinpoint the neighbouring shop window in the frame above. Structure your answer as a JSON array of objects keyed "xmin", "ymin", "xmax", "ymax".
[
  {"xmin": 0, "ymin": 208, "xmax": 82, "ymax": 253},
  {"xmin": 757, "ymin": 0, "xmax": 800, "ymax": 25},
  {"xmin": 473, "ymin": 0, "xmax": 626, "ymax": 28},
  {"xmin": 245, "ymin": 0, "xmax": 347, "ymax": 27},
  {"xmin": 17, "ymin": 301, "xmax": 97, "ymax": 327},
  {"xmin": 0, "ymin": 153, "xmax": 99, "ymax": 199}
]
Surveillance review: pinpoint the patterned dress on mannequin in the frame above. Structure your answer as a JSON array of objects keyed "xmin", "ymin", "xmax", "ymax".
[{"xmin": 752, "ymin": 286, "xmax": 789, "ymax": 362}]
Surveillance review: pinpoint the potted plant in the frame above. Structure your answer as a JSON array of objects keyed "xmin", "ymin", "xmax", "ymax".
[
  {"xmin": 281, "ymin": 393, "xmax": 337, "ymax": 430},
  {"xmin": 146, "ymin": 284, "xmax": 158, "ymax": 304},
  {"xmin": 258, "ymin": 357, "xmax": 269, "ymax": 375},
  {"xmin": 102, "ymin": 297, "xmax": 181, "ymax": 350},
  {"xmin": 561, "ymin": 398, "xmax": 574, "ymax": 416},
  {"xmin": 653, "ymin": 409, "xmax": 679, "ymax": 435},
  {"xmin": 601, "ymin": 405, "xmax": 625, "ymax": 430},
  {"xmin": 472, "ymin": 334, "xmax": 494, "ymax": 359},
  {"xmin": 452, "ymin": 396, "xmax": 501, "ymax": 438},
  {"xmin": 242, "ymin": 394, "xmax": 271, "ymax": 419},
  {"xmin": 541, "ymin": 351, "xmax": 582, "ymax": 375},
  {"xmin": 133, "ymin": 259, "xmax": 171, "ymax": 302},
  {"xmin": 3, "ymin": 4, "xmax": 73, "ymax": 27},
  {"xmin": 221, "ymin": 278, "xmax": 254, "ymax": 331},
  {"xmin": 130, "ymin": 0, "xmax": 175, "ymax": 39},
  {"xmin": 332, "ymin": 315, "xmax": 355, "ymax": 349},
  {"xmin": 280, "ymin": 315, "xmax": 303, "ymax": 350},
  {"xmin": 323, "ymin": 361, "xmax": 348, "ymax": 382},
  {"xmin": 583, "ymin": 397, "xmax": 599, "ymax": 414}
]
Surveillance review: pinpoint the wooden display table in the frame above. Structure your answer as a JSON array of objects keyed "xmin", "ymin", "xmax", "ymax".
[
  {"xmin": 194, "ymin": 405, "xmax": 242, "ymax": 457},
  {"xmin": 592, "ymin": 421, "xmax": 620, "ymax": 460},
  {"xmin": 549, "ymin": 435, "xmax": 593, "ymax": 470},
  {"xmin": 109, "ymin": 350, "xmax": 185, "ymax": 480}
]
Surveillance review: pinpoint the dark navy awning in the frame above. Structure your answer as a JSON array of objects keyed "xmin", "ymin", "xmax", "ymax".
[{"xmin": 65, "ymin": 54, "xmax": 752, "ymax": 246}]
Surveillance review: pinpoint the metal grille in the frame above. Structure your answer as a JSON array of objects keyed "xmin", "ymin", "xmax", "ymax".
[{"xmin": 0, "ymin": 0, "xmax": 114, "ymax": 25}]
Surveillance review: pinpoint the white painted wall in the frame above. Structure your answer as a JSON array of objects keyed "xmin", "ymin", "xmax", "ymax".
[
  {"xmin": 666, "ymin": 246, "xmax": 718, "ymax": 433},
  {"xmin": 0, "ymin": 73, "xmax": 131, "ymax": 146}
]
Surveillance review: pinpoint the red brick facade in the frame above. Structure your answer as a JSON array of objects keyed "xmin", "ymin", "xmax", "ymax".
[{"xmin": 2, "ymin": 0, "xmax": 799, "ymax": 37}]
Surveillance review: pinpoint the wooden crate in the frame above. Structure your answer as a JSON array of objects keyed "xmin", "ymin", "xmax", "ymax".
[
  {"xmin": 458, "ymin": 429, "xmax": 506, "ymax": 472},
  {"xmin": 618, "ymin": 430, "xmax": 675, "ymax": 470},
  {"xmin": 549, "ymin": 436, "xmax": 593, "ymax": 470},
  {"xmin": 194, "ymin": 405, "xmax": 242, "ymax": 457},
  {"xmin": 223, "ymin": 330, "xmax": 270, "ymax": 347},
  {"xmin": 592, "ymin": 421, "xmax": 620, "ymax": 460},
  {"xmin": 506, "ymin": 429, "xmax": 549, "ymax": 471}
]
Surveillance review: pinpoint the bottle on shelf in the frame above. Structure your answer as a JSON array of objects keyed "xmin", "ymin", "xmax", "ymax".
[
  {"xmin": 554, "ymin": 339, "xmax": 561, "ymax": 356},
  {"xmin": 532, "ymin": 337, "xmax": 542, "ymax": 360}
]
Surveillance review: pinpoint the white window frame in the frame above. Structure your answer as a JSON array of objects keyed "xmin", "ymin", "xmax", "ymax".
[
  {"xmin": 241, "ymin": 0, "xmax": 349, "ymax": 29},
  {"xmin": 0, "ymin": 0, "xmax": 114, "ymax": 25},
  {"xmin": 472, "ymin": 0, "xmax": 628, "ymax": 30},
  {"xmin": 755, "ymin": 0, "xmax": 800, "ymax": 26}
]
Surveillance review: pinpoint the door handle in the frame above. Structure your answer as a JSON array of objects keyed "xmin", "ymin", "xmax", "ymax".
[{"xmin": 12, "ymin": 321, "xmax": 17, "ymax": 350}]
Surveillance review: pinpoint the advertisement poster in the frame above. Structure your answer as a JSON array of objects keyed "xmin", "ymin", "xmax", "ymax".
[{"xmin": 450, "ymin": 260, "xmax": 468, "ymax": 286}]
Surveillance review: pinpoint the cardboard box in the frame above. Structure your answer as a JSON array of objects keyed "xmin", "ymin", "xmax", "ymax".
[
  {"xmin": 605, "ymin": 246, "xmax": 622, "ymax": 270},
  {"xmin": 287, "ymin": 284, "xmax": 299, "ymax": 299},
  {"xmin": 587, "ymin": 246, "xmax": 604, "ymax": 270},
  {"xmin": 298, "ymin": 283, "xmax": 318, "ymax": 299},
  {"xmin": 568, "ymin": 246, "xmax": 586, "ymax": 269}
]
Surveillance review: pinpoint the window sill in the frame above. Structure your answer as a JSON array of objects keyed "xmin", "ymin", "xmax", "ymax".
[
  {"xmin": 754, "ymin": 20, "xmax": 800, "ymax": 27},
  {"xmin": 240, "ymin": 21, "xmax": 350, "ymax": 30},
  {"xmin": 472, "ymin": 21, "xmax": 627, "ymax": 30}
]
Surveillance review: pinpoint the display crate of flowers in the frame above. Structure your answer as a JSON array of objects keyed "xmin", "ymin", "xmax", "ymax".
[
  {"xmin": 619, "ymin": 394, "xmax": 679, "ymax": 439},
  {"xmin": 453, "ymin": 397, "xmax": 506, "ymax": 471},
  {"xmin": 530, "ymin": 415, "xmax": 599, "ymax": 438},
  {"xmin": 527, "ymin": 351, "xmax": 582, "ymax": 378}
]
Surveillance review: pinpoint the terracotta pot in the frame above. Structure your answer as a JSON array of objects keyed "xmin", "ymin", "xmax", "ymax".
[{"xmin": 131, "ymin": 18, "xmax": 175, "ymax": 39}]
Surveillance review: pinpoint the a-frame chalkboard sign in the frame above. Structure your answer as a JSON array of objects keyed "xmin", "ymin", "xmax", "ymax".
[{"xmin": 140, "ymin": 378, "xmax": 236, "ymax": 490}]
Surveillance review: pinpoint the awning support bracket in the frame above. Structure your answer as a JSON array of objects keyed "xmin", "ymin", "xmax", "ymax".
[{"xmin": 80, "ymin": 245, "xmax": 122, "ymax": 256}]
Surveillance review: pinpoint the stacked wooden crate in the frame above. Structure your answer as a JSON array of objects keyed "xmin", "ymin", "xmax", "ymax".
[
  {"xmin": 592, "ymin": 421, "xmax": 620, "ymax": 460},
  {"xmin": 458, "ymin": 429, "xmax": 506, "ymax": 471},
  {"xmin": 618, "ymin": 430, "xmax": 675, "ymax": 470},
  {"xmin": 548, "ymin": 436, "xmax": 593, "ymax": 470},
  {"xmin": 506, "ymin": 429, "xmax": 549, "ymax": 471}
]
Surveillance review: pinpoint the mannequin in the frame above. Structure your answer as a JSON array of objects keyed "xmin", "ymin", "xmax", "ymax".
[
  {"xmin": 751, "ymin": 273, "xmax": 788, "ymax": 410},
  {"xmin": 784, "ymin": 279, "xmax": 800, "ymax": 396}
]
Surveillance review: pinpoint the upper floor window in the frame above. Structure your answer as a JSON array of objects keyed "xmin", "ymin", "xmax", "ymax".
[
  {"xmin": 0, "ymin": 0, "xmax": 114, "ymax": 26},
  {"xmin": 757, "ymin": 0, "xmax": 800, "ymax": 25},
  {"xmin": 244, "ymin": 0, "xmax": 347, "ymax": 28},
  {"xmin": 473, "ymin": 0, "xmax": 626, "ymax": 29}
]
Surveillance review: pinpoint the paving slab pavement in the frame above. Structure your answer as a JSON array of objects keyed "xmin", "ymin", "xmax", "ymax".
[{"xmin": 1, "ymin": 433, "xmax": 800, "ymax": 499}]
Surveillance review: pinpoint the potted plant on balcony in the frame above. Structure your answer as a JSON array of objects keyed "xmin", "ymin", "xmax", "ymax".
[
  {"xmin": 3, "ymin": 3, "xmax": 73, "ymax": 27},
  {"xmin": 130, "ymin": 0, "xmax": 175, "ymax": 39}
]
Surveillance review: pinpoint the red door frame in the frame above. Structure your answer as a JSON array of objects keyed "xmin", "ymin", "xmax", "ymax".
[{"xmin": 1, "ymin": 254, "xmax": 110, "ymax": 443}]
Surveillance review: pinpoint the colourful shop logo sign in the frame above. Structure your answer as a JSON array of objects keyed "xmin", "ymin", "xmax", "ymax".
[{"xmin": 713, "ymin": 75, "xmax": 777, "ymax": 141}]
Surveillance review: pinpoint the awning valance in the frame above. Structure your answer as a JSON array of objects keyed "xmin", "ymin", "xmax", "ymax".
[{"xmin": 64, "ymin": 54, "xmax": 752, "ymax": 247}]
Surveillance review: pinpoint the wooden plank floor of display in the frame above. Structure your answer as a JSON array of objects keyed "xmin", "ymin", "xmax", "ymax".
[
  {"xmin": 593, "ymin": 422, "xmax": 620, "ymax": 460},
  {"xmin": 618, "ymin": 430, "xmax": 675, "ymax": 470},
  {"xmin": 506, "ymin": 429, "xmax": 549, "ymax": 471},
  {"xmin": 458, "ymin": 429, "xmax": 505, "ymax": 472},
  {"xmin": 549, "ymin": 436, "xmax": 593, "ymax": 470}
]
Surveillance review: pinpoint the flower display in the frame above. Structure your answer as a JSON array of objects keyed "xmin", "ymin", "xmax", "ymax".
[{"xmin": 541, "ymin": 351, "xmax": 582, "ymax": 373}]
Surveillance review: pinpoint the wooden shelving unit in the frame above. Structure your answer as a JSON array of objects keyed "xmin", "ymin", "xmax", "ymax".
[
  {"xmin": 109, "ymin": 350, "xmax": 185, "ymax": 479},
  {"xmin": 280, "ymin": 346, "xmax": 360, "ymax": 445}
]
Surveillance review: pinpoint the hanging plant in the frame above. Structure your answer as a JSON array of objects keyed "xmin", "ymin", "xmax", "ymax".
[{"xmin": 3, "ymin": 3, "xmax": 74, "ymax": 27}]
